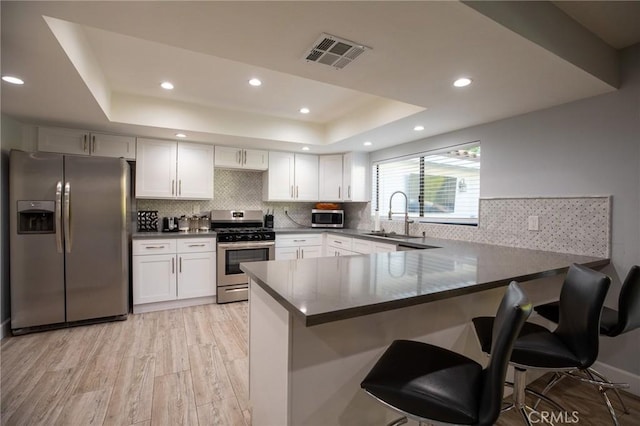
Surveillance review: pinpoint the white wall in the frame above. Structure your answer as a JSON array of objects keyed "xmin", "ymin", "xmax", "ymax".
[
  {"xmin": 1, "ymin": 114, "xmax": 27, "ymax": 334},
  {"xmin": 372, "ymin": 44, "xmax": 640, "ymax": 375}
]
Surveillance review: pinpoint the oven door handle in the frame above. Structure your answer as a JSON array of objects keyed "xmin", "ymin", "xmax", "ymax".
[{"xmin": 217, "ymin": 241, "xmax": 276, "ymax": 249}]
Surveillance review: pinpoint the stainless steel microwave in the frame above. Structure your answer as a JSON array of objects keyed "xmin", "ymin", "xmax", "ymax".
[{"xmin": 311, "ymin": 209, "xmax": 344, "ymax": 228}]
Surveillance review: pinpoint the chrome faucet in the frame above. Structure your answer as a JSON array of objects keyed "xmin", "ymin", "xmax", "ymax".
[{"xmin": 388, "ymin": 190, "xmax": 414, "ymax": 235}]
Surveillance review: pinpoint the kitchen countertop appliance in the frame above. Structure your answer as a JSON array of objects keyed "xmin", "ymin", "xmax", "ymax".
[
  {"xmin": 211, "ymin": 210, "xmax": 275, "ymax": 303},
  {"xmin": 9, "ymin": 150, "xmax": 130, "ymax": 334}
]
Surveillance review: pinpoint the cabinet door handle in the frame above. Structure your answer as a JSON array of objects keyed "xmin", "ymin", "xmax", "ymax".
[
  {"xmin": 145, "ymin": 245, "xmax": 166, "ymax": 249},
  {"xmin": 348, "ymin": 185, "xmax": 351, "ymax": 198},
  {"xmin": 301, "ymin": 248, "xmax": 304, "ymax": 258},
  {"xmin": 333, "ymin": 240, "xmax": 342, "ymax": 245},
  {"xmin": 179, "ymin": 257, "xmax": 182, "ymax": 273},
  {"xmin": 92, "ymin": 135, "xmax": 96, "ymax": 153},
  {"xmin": 188, "ymin": 243, "xmax": 206, "ymax": 247},
  {"xmin": 172, "ymin": 257, "xmax": 175, "ymax": 274},
  {"xmin": 179, "ymin": 180, "xmax": 182, "ymax": 195},
  {"xmin": 291, "ymin": 185, "xmax": 294, "ymax": 198},
  {"xmin": 83, "ymin": 135, "xmax": 88, "ymax": 152},
  {"xmin": 296, "ymin": 186, "xmax": 299, "ymax": 199},
  {"xmin": 293, "ymin": 239, "xmax": 305, "ymax": 242},
  {"xmin": 296, "ymin": 248, "xmax": 299, "ymax": 259},
  {"xmin": 237, "ymin": 150, "xmax": 241, "ymax": 164},
  {"xmin": 172, "ymin": 179, "xmax": 175, "ymax": 195},
  {"xmin": 243, "ymin": 150, "xmax": 247, "ymax": 164},
  {"xmin": 338, "ymin": 186, "xmax": 341, "ymax": 199}
]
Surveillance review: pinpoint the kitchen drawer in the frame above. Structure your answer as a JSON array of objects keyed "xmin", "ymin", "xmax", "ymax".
[
  {"xmin": 352, "ymin": 238, "xmax": 373, "ymax": 254},
  {"xmin": 276, "ymin": 234, "xmax": 323, "ymax": 248},
  {"xmin": 133, "ymin": 239, "xmax": 176, "ymax": 255},
  {"xmin": 177, "ymin": 238, "xmax": 216, "ymax": 253},
  {"xmin": 326, "ymin": 235, "xmax": 352, "ymax": 251}
]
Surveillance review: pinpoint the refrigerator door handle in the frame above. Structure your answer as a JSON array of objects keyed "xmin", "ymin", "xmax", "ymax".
[
  {"xmin": 64, "ymin": 182, "xmax": 72, "ymax": 253},
  {"xmin": 55, "ymin": 181, "xmax": 63, "ymax": 253}
]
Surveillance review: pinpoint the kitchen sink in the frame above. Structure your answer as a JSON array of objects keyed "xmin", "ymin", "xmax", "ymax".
[{"xmin": 364, "ymin": 232, "xmax": 423, "ymax": 239}]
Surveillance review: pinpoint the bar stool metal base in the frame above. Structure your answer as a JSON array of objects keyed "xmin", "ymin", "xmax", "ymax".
[
  {"xmin": 536, "ymin": 368, "xmax": 630, "ymax": 426},
  {"xmin": 512, "ymin": 367, "xmax": 569, "ymax": 426}
]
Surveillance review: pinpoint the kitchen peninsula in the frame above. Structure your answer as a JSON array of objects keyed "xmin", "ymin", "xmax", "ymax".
[{"xmin": 241, "ymin": 238, "xmax": 608, "ymax": 426}]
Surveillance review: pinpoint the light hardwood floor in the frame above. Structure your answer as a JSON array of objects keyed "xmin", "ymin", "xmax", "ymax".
[
  {"xmin": 1, "ymin": 302, "xmax": 250, "ymax": 426},
  {"xmin": 2, "ymin": 301, "xmax": 639, "ymax": 425}
]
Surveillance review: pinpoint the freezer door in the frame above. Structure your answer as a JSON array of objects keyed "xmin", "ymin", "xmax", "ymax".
[
  {"xmin": 9, "ymin": 151, "xmax": 66, "ymax": 329},
  {"xmin": 64, "ymin": 156, "xmax": 129, "ymax": 321}
]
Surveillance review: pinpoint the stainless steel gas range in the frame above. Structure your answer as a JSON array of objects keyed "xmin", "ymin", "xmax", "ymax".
[{"xmin": 212, "ymin": 210, "xmax": 275, "ymax": 303}]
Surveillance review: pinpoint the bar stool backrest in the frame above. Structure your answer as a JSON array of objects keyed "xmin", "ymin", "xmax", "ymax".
[
  {"xmin": 555, "ymin": 264, "xmax": 611, "ymax": 368},
  {"xmin": 478, "ymin": 282, "xmax": 532, "ymax": 425},
  {"xmin": 611, "ymin": 265, "xmax": 640, "ymax": 336}
]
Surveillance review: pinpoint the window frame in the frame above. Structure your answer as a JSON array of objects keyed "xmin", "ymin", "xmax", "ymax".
[{"xmin": 372, "ymin": 142, "xmax": 480, "ymax": 226}]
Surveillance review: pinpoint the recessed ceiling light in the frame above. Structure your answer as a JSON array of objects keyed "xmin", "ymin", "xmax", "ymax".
[
  {"xmin": 363, "ymin": 141, "xmax": 372, "ymax": 146},
  {"xmin": 2, "ymin": 75, "xmax": 24, "ymax": 85},
  {"xmin": 414, "ymin": 125, "xmax": 424, "ymax": 131},
  {"xmin": 453, "ymin": 77, "xmax": 472, "ymax": 87},
  {"xmin": 175, "ymin": 133, "xmax": 187, "ymax": 138},
  {"xmin": 302, "ymin": 146, "xmax": 310, "ymax": 151},
  {"xmin": 160, "ymin": 81, "xmax": 174, "ymax": 90},
  {"xmin": 248, "ymin": 78, "xmax": 262, "ymax": 87},
  {"xmin": 299, "ymin": 107, "xmax": 310, "ymax": 114}
]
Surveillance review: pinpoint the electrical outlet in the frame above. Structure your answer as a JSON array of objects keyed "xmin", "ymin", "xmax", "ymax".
[{"xmin": 528, "ymin": 215, "xmax": 539, "ymax": 231}]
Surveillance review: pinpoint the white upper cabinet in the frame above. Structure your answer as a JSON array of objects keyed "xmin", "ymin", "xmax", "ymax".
[
  {"xmin": 263, "ymin": 152, "xmax": 318, "ymax": 201},
  {"xmin": 215, "ymin": 146, "xmax": 268, "ymax": 171},
  {"xmin": 318, "ymin": 155, "xmax": 343, "ymax": 201},
  {"xmin": 38, "ymin": 127, "xmax": 89, "ymax": 155},
  {"xmin": 343, "ymin": 152, "xmax": 370, "ymax": 202},
  {"xmin": 318, "ymin": 152, "xmax": 370, "ymax": 202},
  {"xmin": 90, "ymin": 133, "xmax": 136, "ymax": 160},
  {"xmin": 294, "ymin": 153, "xmax": 319, "ymax": 201},
  {"xmin": 136, "ymin": 139, "xmax": 177, "ymax": 199},
  {"xmin": 136, "ymin": 138, "xmax": 213, "ymax": 200},
  {"xmin": 37, "ymin": 127, "xmax": 136, "ymax": 160},
  {"xmin": 177, "ymin": 142, "xmax": 214, "ymax": 199},
  {"xmin": 243, "ymin": 149, "xmax": 268, "ymax": 170},
  {"xmin": 264, "ymin": 151, "xmax": 295, "ymax": 201}
]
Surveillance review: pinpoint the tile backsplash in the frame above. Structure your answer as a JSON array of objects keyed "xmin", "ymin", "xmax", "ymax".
[
  {"xmin": 136, "ymin": 169, "xmax": 317, "ymax": 228},
  {"xmin": 137, "ymin": 170, "xmax": 610, "ymax": 258},
  {"xmin": 347, "ymin": 196, "xmax": 611, "ymax": 258}
]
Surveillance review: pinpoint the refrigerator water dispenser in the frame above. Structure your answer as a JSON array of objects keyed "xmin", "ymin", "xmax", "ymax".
[{"xmin": 17, "ymin": 201, "xmax": 55, "ymax": 234}]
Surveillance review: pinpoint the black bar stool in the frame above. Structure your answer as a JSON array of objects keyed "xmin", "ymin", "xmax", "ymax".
[
  {"xmin": 361, "ymin": 282, "xmax": 531, "ymax": 426},
  {"xmin": 472, "ymin": 264, "xmax": 611, "ymax": 425},
  {"xmin": 534, "ymin": 264, "xmax": 640, "ymax": 423}
]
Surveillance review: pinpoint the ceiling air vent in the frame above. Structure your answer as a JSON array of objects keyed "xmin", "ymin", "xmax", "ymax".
[{"xmin": 303, "ymin": 33, "xmax": 370, "ymax": 69}]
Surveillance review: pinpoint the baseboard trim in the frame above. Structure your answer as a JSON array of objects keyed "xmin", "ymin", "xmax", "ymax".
[
  {"xmin": 0, "ymin": 318, "xmax": 11, "ymax": 340},
  {"xmin": 593, "ymin": 361, "xmax": 640, "ymax": 397},
  {"xmin": 133, "ymin": 296, "xmax": 217, "ymax": 314}
]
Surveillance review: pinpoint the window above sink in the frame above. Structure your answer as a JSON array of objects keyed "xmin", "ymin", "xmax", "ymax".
[{"xmin": 372, "ymin": 142, "xmax": 480, "ymax": 225}]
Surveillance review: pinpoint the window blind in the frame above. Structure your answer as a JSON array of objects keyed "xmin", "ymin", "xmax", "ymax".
[{"xmin": 372, "ymin": 143, "xmax": 480, "ymax": 225}]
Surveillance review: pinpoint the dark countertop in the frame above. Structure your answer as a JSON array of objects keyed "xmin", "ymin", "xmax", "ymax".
[
  {"xmin": 132, "ymin": 230, "xmax": 217, "ymax": 239},
  {"xmin": 240, "ymin": 238, "xmax": 609, "ymax": 327}
]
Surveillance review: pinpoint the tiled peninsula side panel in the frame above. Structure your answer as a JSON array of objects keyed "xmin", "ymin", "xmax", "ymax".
[
  {"xmin": 346, "ymin": 197, "xmax": 611, "ymax": 258},
  {"xmin": 136, "ymin": 169, "xmax": 315, "ymax": 228}
]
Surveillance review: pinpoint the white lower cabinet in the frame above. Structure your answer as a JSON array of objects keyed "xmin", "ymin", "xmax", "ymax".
[
  {"xmin": 133, "ymin": 254, "xmax": 177, "ymax": 304},
  {"xmin": 275, "ymin": 233, "xmax": 323, "ymax": 260},
  {"xmin": 325, "ymin": 234, "xmax": 356, "ymax": 257},
  {"xmin": 351, "ymin": 238, "xmax": 397, "ymax": 254},
  {"xmin": 177, "ymin": 252, "xmax": 216, "ymax": 299},
  {"xmin": 133, "ymin": 238, "xmax": 216, "ymax": 313},
  {"xmin": 326, "ymin": 234, "xmax": 397, "ymax": 256}
]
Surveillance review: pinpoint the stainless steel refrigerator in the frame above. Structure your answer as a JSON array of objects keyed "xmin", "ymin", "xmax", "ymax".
[{"xmin": 9, "ymin": 150, "xmax": 130, "ymax": 334}]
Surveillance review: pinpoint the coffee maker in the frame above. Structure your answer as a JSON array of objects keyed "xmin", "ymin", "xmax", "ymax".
[{"xmin": 162, "ymin": 216, "xmax": 179, "ymax": 232}]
